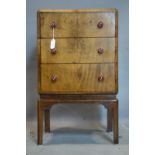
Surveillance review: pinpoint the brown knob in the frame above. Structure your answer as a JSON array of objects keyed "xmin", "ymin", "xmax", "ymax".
[
  {"xmin": 97, "ymin": 21, "xmax": 104, "ymax": 29},
  {"xmin": 97, "ymin": 48, "xmax": 104, "ymax": 54},
  {"xmin": 51, "ymin": 48, "xmax": 57, "ymax": 54},
  {"xmin": 50, "ymin": 21, "xmax": 56, "ymax": 29},
  {"xmin": 98, "ymin": 74, "xmax": 104, "ymax": 82},
  {"xmin": 51, "ymin": 74, "xmax": 58, "ymax": 82}
]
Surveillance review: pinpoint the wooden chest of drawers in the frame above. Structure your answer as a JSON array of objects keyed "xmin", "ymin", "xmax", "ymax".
[{"xmin": 37, "ymin": 8, "xmax": 118, "ymax": 144}]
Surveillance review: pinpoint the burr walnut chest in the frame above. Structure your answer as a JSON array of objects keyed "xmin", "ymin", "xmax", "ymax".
[{"xmin": 37, "ymin": 8, "xmax": 118, "ymax": 144}]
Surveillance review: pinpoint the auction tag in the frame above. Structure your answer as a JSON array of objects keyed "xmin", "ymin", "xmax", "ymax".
[
  {"xmin": 50, "ymin": 28, "xmax": 56, "ymax": 49},
  {"xmin": 50, "ymin": 38, "xmax": 55, "ymax": 49}
]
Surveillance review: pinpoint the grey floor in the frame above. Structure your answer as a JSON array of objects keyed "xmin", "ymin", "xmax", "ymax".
[{"xmin": 26, "ymin": 120, "xmax": 128, "ymax": 155}]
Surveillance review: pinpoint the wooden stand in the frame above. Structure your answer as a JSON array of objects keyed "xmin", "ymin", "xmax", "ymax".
[{"xmin": 37, "ymin": 94, "xmax": 119, "ymax": 145}]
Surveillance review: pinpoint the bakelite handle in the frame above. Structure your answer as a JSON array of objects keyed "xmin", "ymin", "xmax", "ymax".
[
  {"xmin": 51, "ymin": 74, "xmax": 58, "ymax": 82},
  {"xmin": 97, "ymin": 21, "xmax": 104, "ymax": 29},
  {"xmin": 98, "ymin": 74, "xmax": 104, "ymax": 82},
  {"xmin": 51, "ymin": 48, "xmax": 57, "ymax": 54},
  {"xmin": 97, "ymin": 48, "xmax": 104, "ymax": 54},
  {"xmin": 50, "ymin": 21, "xmax": 56, "ymax": 29}
]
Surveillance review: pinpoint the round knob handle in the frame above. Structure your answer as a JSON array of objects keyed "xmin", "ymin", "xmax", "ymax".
[
  {"xmin": 98, "ymin": 74, "xmax": 104, "ymax": 82},
  {"xmin": 51, "ymin": 48, "xmax": 57, "ymax": 54},
  {"xmin": 51, "ymin": 74, "xmax": 58, "ymax": 82},
  {"xmin": 50, "ymin": 21, "xmax": 56, "ymax": 29},
  {"xmin": 97, "ymin": 21, "xmax": 104, "ymax": 29},
  {"xmin": 97, "ymin": 48, "xmax": 104, "ymax": 54}
]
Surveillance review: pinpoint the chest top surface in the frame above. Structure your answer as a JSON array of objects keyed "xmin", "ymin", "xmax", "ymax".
[{"xmin": 37, "ymin": 8, "xmax": 118, "ymax": 94}]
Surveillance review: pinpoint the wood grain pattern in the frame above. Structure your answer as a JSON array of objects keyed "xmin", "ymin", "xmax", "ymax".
[
  {"xmin": 39, "ymin": 12, "xmax": 116, "ymax": 38},
  {"xmin": 40, "ymin": 38, "xmax": 116, "ymax": 63},
  {"xmin": 40, "ymin": 12, "xmax": 77, "ymax": 38},
  {"xmin": 40, "ymin": 63, "xmax": 116, "ymax": 93},
  {"xmin": 77, "ymin": 12, "xmax": 115, "ymax": 37}
]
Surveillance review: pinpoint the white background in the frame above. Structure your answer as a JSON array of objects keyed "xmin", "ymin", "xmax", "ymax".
[{"xmin": 0, "ymin": 0, "xmax": 155, "ymax": 155}]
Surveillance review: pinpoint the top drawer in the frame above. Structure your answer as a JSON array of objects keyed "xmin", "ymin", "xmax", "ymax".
[{"xmin": 38, "ymin": 12, "xmax": 116, "ymax": 38}]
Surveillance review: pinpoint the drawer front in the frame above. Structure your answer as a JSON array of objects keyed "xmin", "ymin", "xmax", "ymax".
[
  {"xmin": 40, "ymin": 64, "xmax": 116, "ymax": 93},
  {"xmin": 40, "ymin": 13, "xmax": 77, "ymax": 38},
  {"xmin": 40, "ymin": 38, "xmax": 116, "ymax": 63},
  {"xmin": 39, "ymin": 12, "xmax": 116, "ymax": 38},
  {"xmin": 77, "ymin": 12, "xmax": 115, "ymax": 37}
]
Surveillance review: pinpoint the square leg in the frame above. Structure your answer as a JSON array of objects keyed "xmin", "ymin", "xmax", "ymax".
[
  {"xmin": 45, "ymin": 109, "xmax": 50, "ymax": 133},
  {"xmin": 113, "ymin": 100, "xmax": 119, "ymax": 144},
  {"xmin": 107, "ymin": 107, "xmax": 113, "ymax": 132},
  {"xmin": 37, "ymin": 101, "xmax": 43, "ymax": 145}
]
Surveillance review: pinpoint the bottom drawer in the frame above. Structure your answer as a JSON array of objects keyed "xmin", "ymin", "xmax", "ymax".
[{"xmin": 40, "ymin": 64, "xmax": 117, "ymax": 93}]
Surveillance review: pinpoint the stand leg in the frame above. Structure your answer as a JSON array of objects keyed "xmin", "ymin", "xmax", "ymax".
[
  {"xmin": 45, "ymin": 109, "xmax": 50, "ymax": 133},
  {"xmin": 37, "ymin": 101, "xmax": 43, "ymax": 145},
  {"xmin": 107, "ymin": 107, "xmax": 113, "ymax": 132},
  {"xmin": 113, "ymin": 100, "xmax": 119, "ymax": 144}
]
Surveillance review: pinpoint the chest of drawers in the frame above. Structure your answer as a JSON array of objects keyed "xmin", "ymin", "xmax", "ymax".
[{"xmin": 37, "ymin": 8, "xmax": 118, "ymax": 144}]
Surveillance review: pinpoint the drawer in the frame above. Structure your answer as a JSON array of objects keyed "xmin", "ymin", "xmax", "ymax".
[
  {"xmin": 40, "ymin": 64, "xmax": 116, "ymax": 93},
  {"xmin": 39, "ymin": 12, "xmax": 116, "ymax": 38},
  {"xmin": 77, "ymin": 12, "xmax": 116, "ymax": 37},
  {"xmin": 40, "ymin": 13, "xmax": 77, "ymax": 38},
  {"xmin": 40, "ymin": 38, "xmax": 116, "ymax": 63}
]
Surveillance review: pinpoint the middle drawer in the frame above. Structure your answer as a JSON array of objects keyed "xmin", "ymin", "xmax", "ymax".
[{"xmin": 40, "ymin": 38, "xmax": 116, "ymax": 63}]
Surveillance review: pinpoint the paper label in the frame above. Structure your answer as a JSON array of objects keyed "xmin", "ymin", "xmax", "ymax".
[{"xmin": 50, "ymin": 39, "xmax": 55, "ymax": 49}]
